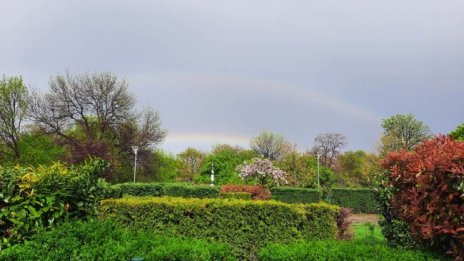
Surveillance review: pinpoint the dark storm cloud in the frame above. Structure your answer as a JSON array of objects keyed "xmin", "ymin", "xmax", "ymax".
[{"xmin": 1, "ymin": 0, "xmax": 463, "ymax": 153}]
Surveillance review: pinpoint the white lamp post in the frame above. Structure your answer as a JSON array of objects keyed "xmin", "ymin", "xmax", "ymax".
[
  {"xmin": 210, "ymin": 163, "xmax": 215, "ymax": 186},
  {"xmin": 132, "ymin": 146, "xmax": 139, "ymax": 183},
  {"xmin": 316, "ymin": 152, "xmax": 321, "ymax": 190}
]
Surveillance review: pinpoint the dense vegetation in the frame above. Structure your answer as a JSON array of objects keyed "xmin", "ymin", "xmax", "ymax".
[
  {"xmin": 113, "ymin": 182, "xmax": 220, "ymax": 198},
  {"xmin": 99, "ymin": 197, "xmax": 339, "ymax": 259},
  {"xmin": 0, "ymin": 159, "xmax": 109, "ymax": 249},
  {"xmin": 379, "ymin": 135, "xmax": 464, "ymax": 259},
  {"xmin": 330, "ymin": 188, "xmax": 378, "ymax": 213},
  {"xmin": 0, "ymin": 219, "xmax": 235, "ymax": 260}
]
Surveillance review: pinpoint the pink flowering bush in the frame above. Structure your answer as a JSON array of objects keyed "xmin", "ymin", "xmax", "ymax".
[{"xmin": 236, "ymin": 158, "xmax": 288, "ymax": 186}]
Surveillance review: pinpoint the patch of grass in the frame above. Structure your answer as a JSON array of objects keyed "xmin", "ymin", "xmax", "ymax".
[{"xmin": 352, "ymin": 222, "xmax": 385, "ymax": 243}]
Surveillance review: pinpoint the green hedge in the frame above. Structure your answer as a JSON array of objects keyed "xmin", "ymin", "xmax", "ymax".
[
  {"xmin": 259, "ymin": 241, "xmax": 443, "ymax": 261},
  {"xmin": 220, "ymin": 192, "xmax": 252, "ymax": 200},
  {"xmin": 112, "ymin": 182, "xmax": 219, "ymax": 198},
  {"xmin": 0, "ymin": 219, "xmax": 235, "ymax": 260},
  {"xmin": 330, "ymin": 188, "xmax": 379, "ymax": 213},
  {"xmin": 99, "ymin": 197, "xmax": 339, "ymax": 260},
  {"xmin": 271, "ymin": 187, "xmax": 322, "ymax": 204}
]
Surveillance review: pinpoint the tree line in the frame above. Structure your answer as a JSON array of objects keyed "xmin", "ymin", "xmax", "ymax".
[{"xmin": 1, "ymin": 72, "xmax": 462, "ymax": 185}]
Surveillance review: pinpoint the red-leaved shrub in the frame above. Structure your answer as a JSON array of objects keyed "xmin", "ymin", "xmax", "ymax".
[
  {"xmin": 337, "ymin": 207, "xmax": 354, "ymax": 240},
  {"xmin": 382, "ymin": 135, "xmax": 464, "ymax": 260},
  {"xmin": 220, "ymin": 185, "xmax": 271, "ymax": 200}
]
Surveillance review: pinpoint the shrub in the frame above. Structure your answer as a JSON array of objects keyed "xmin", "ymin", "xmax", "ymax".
[
  {"xmin": 220, "ymin": 192, "xmax": 252, "ymax": 200},
  {"xmin": 220, "ymin": 184, "xmax": 271, "ymax": 200},
  {"xmin": 259, "ymin": 240, "xmax": 443, "ymax": 261},
  {"xmin": 99, "ymin": 197, "xmax": 339, "ymax": 259},
  {"xmin": 112, "ymin": 182, "xmax": 220, "ymax": 198},
  {"xmin": 0, "ymin": 159, "xmax": 109, "ymax": 249},
  {"xmin": 270, "ymin": 187, "xmax": 322, "ymax": 204},
  {"xmin": 337, "ymin": 207, "xmax": 354, "ymax": 240},
  {"xmin": 116, "ymin": 182, "xmax": 164, "ymax": 196},
  {"xmin": 0, "ymin": 219, "xmax": 235, "ymax": 260},
  {"xmin": 330, "ymin": 188, "xmax": 378, "ymax": 213},
  {"xmin": 163, "ymin": 183, "xmax": 220, "ymax": 198},
  {"xmin": 381, "ymin": 135, "xmax": 464, "ymax": 259}
]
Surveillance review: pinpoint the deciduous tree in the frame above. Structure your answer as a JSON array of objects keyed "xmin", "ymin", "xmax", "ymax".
[
  {"xmin": 312, "ymin": 133, "xmax": 347, "ymax": 168},
  {"xmin": 250, "ymin": 130, "xmax": 289, "ymax": 160},
  {"xmin": 0, "ymin": 76, "xmax": 28, "ymax": 159},
  {"xmin": 380, "ymin": 114, "xmax": 431, "ymax": 156}
]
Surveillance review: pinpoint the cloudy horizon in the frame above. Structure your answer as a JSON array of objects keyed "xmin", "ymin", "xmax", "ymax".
[{"xmin": 1, "ymin": 0, "xmax": 463, "ymax": 154}]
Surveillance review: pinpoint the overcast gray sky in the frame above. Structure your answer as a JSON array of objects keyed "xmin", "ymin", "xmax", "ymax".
[{"xmin": 1, "ymin": 0, "xmax": 463, "ymax": 153}]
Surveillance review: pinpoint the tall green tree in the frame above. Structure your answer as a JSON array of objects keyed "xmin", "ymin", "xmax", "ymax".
[
  {"xmin": 198, "ymin": 144, "xmax": 257, "ymax": 185},
  {"xmin": 450, "ymin": 123, "xmax": 464, "ymax": 141},
  {"xmin": 0, "ymin": 76, "xmax": 29, "ymax": 159},
  {"xmin": 380, "ymin": 114, "xmax": 431, "ymax": 156},
  {"xmin": 177, "ymin": 147, "xmax": 205, "ymax": 181}
]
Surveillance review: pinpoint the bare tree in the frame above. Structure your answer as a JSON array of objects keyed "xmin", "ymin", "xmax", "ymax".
[
  {"xmin": 0, "ymin": 76, "xmax": 29, "ymax": 159},
  {"xmin": 312, "ymin": 133, "xmax": 347, "ymax": 168},
  {"xmin": 250, "ymin": 130, "xmax": 288, "ymax": 160},
  {"xmin": 29, "ymin": 71, "xmax": 166, "ymax": 162}
]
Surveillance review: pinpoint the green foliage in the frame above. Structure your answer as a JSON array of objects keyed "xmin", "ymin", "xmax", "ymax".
[
  {"xmin": 380, "ymin": 114, "xmax": 431, "ymax": 155},
  {"xmin": 335, "ymin": 151, "xmax": 381, "ymax": 187},
  {"xmin": 450, "ymin": 123, "xmax": 464, "ymax": 141},
  {"xmin": 330, "ymin": 188, "xmax": 379, "ymax": 213},
  {"xmin": 0, "ymin": 219, "xmax": 236, "ymax": 260},
  {"xmin": 0, "ymin": 75, "xmax": 28, "ymax": 160},
  {"xmin": 177, "ymin": 147, "xmax": 205, "ymax": 181},
  {"xmin": 220, "ymin": 192, "xmax": 252, "ymax": 200},
  {"xmin": 271, "ymin": 187, "xmax": 322, "ymax": 204},
  {"xmin": 163, "ymin": 183, "xmax": 220, "ymax": 198},
  {"xmin": 276, "ymin": 152, "xmax": 335, "ymax": 190},
  {"xmin": 113, "ymin": 182, "xmax": 220, "ymax": 198},
  {"xmin": 198, "ymin": 144, "xmax": 257, "ymax": 185},
  {"xmin": 0, "ymin": 159, "xmax": 109, "ymax": 249},
  {"xmin": 259, "ymin": 240, "xmax": 443, "ymax": 261},
  {"xmin": 99, "ymin": 197, "xmax": 339, "ymax": 259},
  {"xmin": 152, "ymin": 149, "xmax": 181, "ymax": 182},
  {"xmin": 16, "ymin": 133, "xmax": 65, "ymax": 166}
]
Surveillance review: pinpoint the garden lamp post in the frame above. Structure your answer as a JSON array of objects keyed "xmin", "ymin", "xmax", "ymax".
[
  {"xmin": 316, "ymin": 152, "xmax": 321, "ymax": 190},
  {"xmin": 210, "ymin": 163, "xmax": 215, "ymax": 186},
  {"xmin": 132, "ymin": 146, "xmax": 139, "ymax": 183}
]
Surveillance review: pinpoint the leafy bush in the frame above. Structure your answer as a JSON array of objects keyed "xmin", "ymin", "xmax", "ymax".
[
  {"xmin": 0, "ymin": 219, "xmax": 235, "ymax": 260},
  {"xmin": 99, "ymin": 197, "xmax": 339, "ymax": 259},
  {"xmin": 330, "ymin": 188, "xmax": 378, "ymax": 213},
  {"xmin": 259, "ymin": 240, "xmax": 443, "ymax": 261},
  {"xmin": 220, "ymin": 184, "xmax": 271, "ymax": 200},
  {"xmin": 220, "ymin": 192, "xmax": 252, "ymax": 200},
  {"xmin": 380, "ymin": 135, "xmax": 464, "ymax": 259},
  {"xmin": 270, "ymin": 187, "xmax": 322, "ymax": 204},
  {"xmin": 0, "ymin": 159, "xmax": 109, "ymax": 249},
  {"xmin": 113, "ymin": 182, "xmax": 219, "ymax": 198}
]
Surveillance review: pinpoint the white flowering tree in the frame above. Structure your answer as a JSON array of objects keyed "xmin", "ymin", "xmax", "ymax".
[{"xmin": 236, "ymin": 158, "xmax": 288, "ymax": 186}]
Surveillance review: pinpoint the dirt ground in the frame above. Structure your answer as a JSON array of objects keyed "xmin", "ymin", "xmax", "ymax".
[{"xmin": 347, "ymin": 214, "xmax": 380, "ymax": 224}]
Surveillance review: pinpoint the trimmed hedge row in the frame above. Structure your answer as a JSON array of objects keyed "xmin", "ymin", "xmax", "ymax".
[
  {"xmin": 259, "ymin": 241, "xmax": 443, "ymax": 260},
  {"xmin": 0, "ymin": 219, "xmax": 235, "ymax": 260},
  {"xmin": 99, "ymin": 197, "xmax": 339, "ymax": 260},
  {"xmin": 112, "ymin": 182, "xmax": 220, "ymax": 198},
  {"xmin": 330, "ymin": 188, "xmax": 378, "ymax": 213},
  {"xmin": 271, "ymin": 187, "xmax": 322, "ymax": 204}
]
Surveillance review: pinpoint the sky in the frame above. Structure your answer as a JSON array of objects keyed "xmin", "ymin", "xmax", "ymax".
[{"xmin": 1, "ymin": 0, "xmax": 463, "ymax": 154}]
